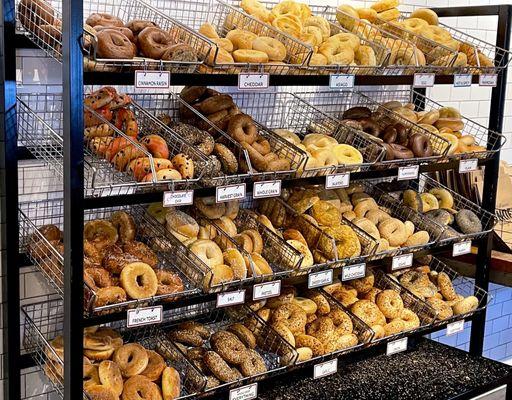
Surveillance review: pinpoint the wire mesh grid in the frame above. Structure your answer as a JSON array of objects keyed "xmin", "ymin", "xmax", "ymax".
[
  {"xmin": 370, "ymin": 268, "xmax": 437, "ymax": 343},
  {"xmin": 22, "ymin": 299, "xmax": 203, "ymax": 400},
  {"xmin": 18, "ymin": 199, "xmax": 203, "ymax": 315},
  {"xmin": 162, "ymin": 299, "xmax": 296, "ymax": 394},
  {"xmin": 355, "ymin": 180, "xmax": 441, "ymax": 260},
  {"xmin": 398, "ymin": 174, "xmax": 495, "ymax": 244},
  {"xmin": 130, "ymin": 92, "xmax": 252, "ymax": 186},
  {"xmin": 150, "ymin": 0, "xmax": 312, "ymax": 74},
  {"xmin": 294, "ymin": 90, "xmax": 450, "ymax": 169},
  {"xmin": 18, "ymin": 162, "xmax": 63, "ymax": 203}
]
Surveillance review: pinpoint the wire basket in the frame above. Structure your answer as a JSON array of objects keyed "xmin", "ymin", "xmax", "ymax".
[
  {"xmin": 18, "ymin": 161, "xmax": 63, "ymax": 203},
  {"xmin": 391, "ymin": 174, "xmax": 495, "ymax": 244},
  {"xmin": 257, "ymin": 196, "xmax": 377, "ymax": 272},
  {"xmin": 297, "ymin": 90, "xmax": 450, "ymax": 169},
  {"xmin": 16, "ymin": 0, "xmax": 212, "ymax": 73},
  {"xmin": 224, "ymin": 91, "xmax": 385, "ymax": 178},
  {"xmin": 130, "ymin": 92, "xmax": 252, "ymax": 186},
  {"xmin": 365, "ymin": 89, "xmax": 505, "ymax": 162},
  {"xmin": 19, "ymin": 199, "xmax": 202, "ymax": 315},
  {"xmin": 354, "ymin": 180, "xmax": 442, "ymax": 260},
  {"xmin": 22, "ymin": 299, "xmax": 203, "ymax": 399},
  {"xmin": 163, "ymin": 299, "xmax": 296, "ymax": 395},
  {"xmin": 150, "ymin": 0, "xmax": 312, "ymax": 74}
]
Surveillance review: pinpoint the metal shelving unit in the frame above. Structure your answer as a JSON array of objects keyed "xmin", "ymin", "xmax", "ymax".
[{"xmin": 1, "ymin": 2, "xmax": 511, "ymax": 400}]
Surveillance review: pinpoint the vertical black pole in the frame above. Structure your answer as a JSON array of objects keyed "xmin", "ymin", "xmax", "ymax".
[
  {"xmin": 470, "ymin": 5, "xmax": 511, "ymax": 356},
  {"xmin": 62, "ymin": 0, "xmax": 84, "ymax": 397},
  {"xmin": 0, "ymin": 0, "xmax": 20, "ymax": 397}
]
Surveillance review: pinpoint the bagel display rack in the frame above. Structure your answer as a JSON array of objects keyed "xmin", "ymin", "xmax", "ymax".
[{"xmin": 3, "ymin": 2, "xmax": 512, "ymax": 400}]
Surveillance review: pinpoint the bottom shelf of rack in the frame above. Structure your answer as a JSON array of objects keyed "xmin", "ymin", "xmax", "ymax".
[{"xmin": 257, "ymin": 338, "xmax": 512, "ymax": 400}]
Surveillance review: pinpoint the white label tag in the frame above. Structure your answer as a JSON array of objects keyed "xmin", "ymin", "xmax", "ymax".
[
  {"xmin": 253, "ymin": 180, "xmax": 282, "ymax": 199},
  {"xmin": 163, "ymin": 190, "xmax": 194, "ymax": 207},
  {"xmin": 308, "ymin": 270, "xmax": 333, "ymax": 289},
  {"xmin": 127, "ymin": 306, "xmax": 163, "ymax": 328},
  {"xmin": 216, "ymin": 184, "xmax": 246, "ymax": 203},
  {"xmin": 253, "ymin": 280, "xmax": 281, "ymax": 301},
  {"xmin": 387, "ymin": 337, "xmax": 408, "ymax": 355},
  {"xmin": 313, "ymin": 359, "xmax": 338, "ymax": 379},
  {"xmin": 342, "ymin": 263, "xmax": 366, "ymax": 282},
  {"xmin": 453, "ymin": 240, "xmax": 472, "ymax": 257},
  {"xmin": 453, "ymin": 74, "xmax": 472, "ymax": 87},
  {"xmin": 479, "ymin": 74, "xmax": 498, "ymax": 87},
  {"xmin": 446, "ymin": 320, "xmax": 465, "ymax": 336},
  {"xmin": 325, "ymin": 173, "xmax": 350, "ymax": 189},
  {"xmin": 459, "ymin": 158, "xmax": 478, "ymax": 173},
  {"xmin": 229, "ymin": 383, "xmax": 258, "ymax": 400},
  {"xmin": 329, "ymin": 74, "xmax": 355, "ymax": 89},
  {"xmin": 413, "ymin": 73, "xmax": 435, "ymax": 88},
  {"xmin": 238, "ymin": 73, "xmax": 270, "ymax": 91},
  {"xmin": 392, "ymin": 253, "xmax": 413, "ymax": 271},
  {"xmin": 134, "ymin": 71, "xmax": 170, "ymax": 89},
  {"xmin": 398, "ymin": 165, "xmax": 419, "ymax": 181},
  {"xmin": 216, "ymin": 290, "xmax": 246, "ymax": 308}
]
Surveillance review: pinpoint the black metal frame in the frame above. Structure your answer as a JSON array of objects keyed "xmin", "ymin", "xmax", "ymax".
[{"xmin": 2, "ymin": 3, "xmax": 511, "ymax": 400}]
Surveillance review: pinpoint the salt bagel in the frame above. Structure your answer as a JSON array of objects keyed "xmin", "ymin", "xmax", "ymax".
[{"xmin": 190, "ymin": 239, "xmax": 224, "ymax": 268}]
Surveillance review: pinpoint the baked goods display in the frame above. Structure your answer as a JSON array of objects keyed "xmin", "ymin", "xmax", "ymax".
[
  {"xmin": 17, "ymin": 0, "xmax": 62, "ymax": 50},
  {"xmin": 389, "ymin": 261, "xmax": 480, "ymax": 320},
  {"xmin": 325, "ymin": 269, "xmax": 432, "ymax": 340},
  {"xmin": 45, "ymin": 327, "xmax": 183, "ymax": 400},
  {"xmin": 401, "ymin": 187, "xmax": 484, "ymax": 240},
  {"xmin": 238, "ymin": 0, "xmax": 382, "ymax": 70},
  {"xmin": 85, "ymin": 87, "xmax": 199, "ymax": 183},
  {"xmin": 178, "ymin": 86, "xmax": 296, "ymax": 173},
  {"xmin": 246, "ymin": 286, "xmax": 370, "ymax": 362},
  {"xmin": 27, "ymin": 210, "xmax": 185, "ymax": 311}
]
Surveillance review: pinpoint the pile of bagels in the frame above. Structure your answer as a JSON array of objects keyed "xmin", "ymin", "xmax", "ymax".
[
  {"xmin": 325, "ymin": 270, "xmax": 421, "ymax": 339},
  {"xmin": 17, "ymin": 0, "xmax": 62, "ymax": 48},
  {"xmin": 179, "ymin": 86, "xmax": 292, "ymax": 173},
  {"xmin": 46, "ymin": 327, "xmax": 181, "ymax": 400},
  {"xmin": 239, "ymin": 0, "xmax": 379, "ymax": 68},
  {"xmin": 85, "ymin": 87, "xmax": 195, "ymax": 183}
]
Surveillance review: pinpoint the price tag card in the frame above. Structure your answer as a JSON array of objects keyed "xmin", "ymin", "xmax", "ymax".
[
  {"xmin": 479, "ymin": 74, "xmax": 498, "ymax": 87},
  {"xmin": 216, "ymin": 184, "xmax": 246, "ymax": 203},
  {"xmin": 446, "ymin": 320, "xmax": 465, "ymax": 336},
  {"xmin": 238, "ymin": 73, "xmax": 270, "ymax": 91},
  {"xmin": 229, "ymin": 383, "xmax": 258, "ymax": 400},
  {"xmin": 217, "ymin": 289, "xmax": 246, "ymax": 308},
  {"xmin": 253, "ymin": 180, "xmax": 282, "ymax": 199},
  {"xmin": 387, "ymin": 337, "xmax": 408, "ymax": 356},
  {"xmin": 253, "ymin": 280, "xmax": 281, "ymax": 301},
  {"xmin": 453, "ymin": 240, "xmax": 472, "ymax": 257},
  {"xmin": 453, "ymin": 74, "xmax": 472, "ymax": 87},
  {"xmin": 308, "ymin": 270, "xmax": 333, "ymax": 289},
  {"xmin": 163, "ymin": 190, "xmax": 194, "ymax": 207},
  {"xmin": 459, "ymin": 158, "xmax": 478, "ymax": 173},
  {"xmin": 413, "ymin": 73, "xmax": 435, "ymax": 88},
  {"xmin": 342, "ymin": 263, "xmax": 366, "ymax": 282},
  {"xmin": 329, "ymin": 74, "xmax": 355, "ymax": 89},
  {"xmin": 134, "ymin": 71, "xmax": 170, "ymax": 89},
  {"xmin": 325, "ymin": 173, "xmax": 350, "ymax": 190},
  {"xmin": 392, "ymin": 253, "xmax": 413, "ymax": 271},
  {"xmin": 127, "ymin": 306, "xmax": 163, "ymax": 328},
  {"xmin": 314, "ymin": 358, "xmax": 338, "ymax": 379},
  {"xmin": 397, "ymin": 165, "xmax": 419, "ymax": 181}
]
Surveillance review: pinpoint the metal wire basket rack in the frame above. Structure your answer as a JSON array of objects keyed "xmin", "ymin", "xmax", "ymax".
[
  {"xmin": 150, "ymin": 0, "xmax": 313, "ymax": 74},
  {"xmin": 256, "ymin": 196, "xmax": 377, "ymax": 272},
  {"xmin": 364, "ymin": 89, "xmax": 505, "ymax": 162},
  {"xmin": 389, "ymin": 257, "xmax": 490, "ymax": 326},
  {"xmin": 296, "ymin": 90, "xmax": 450, "ymax": 169},
  {"xmin": 22, "ymin": 299, "xmax": 204, "ymax": 399},
  {"xmin": 130, "ymin": 91, "xmax": 253, "ymax": 187},
  {"xmin": 16, "ymin": 0, "xmax": 212, "ymax": 73},
  {"xmin": 162, "ymin": 299, "xmax": 297, "ymax": 395},
  {"xmin": 220, "ymin": 90, "xmax": 385, "ymax": 178},
  {"xmin": 388, "ymin": 174, "xmax": 495, "ymax": 245},
  {"xmin": 19, "ymin": 199, "xmax": 203, "ymax": 315}
]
